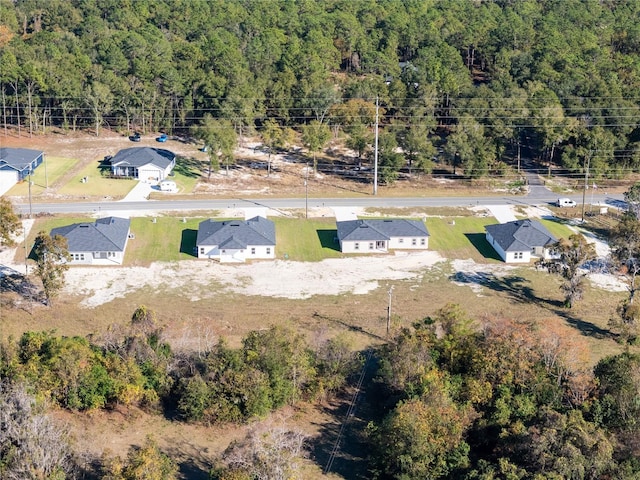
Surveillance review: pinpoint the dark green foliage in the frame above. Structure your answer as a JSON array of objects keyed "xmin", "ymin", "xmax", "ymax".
[
  {"xmin": 369, "ymin": 306, "xmax": 640, "ymax": 479},
  {"xmin": 2, "ymin": 1, "xmax": 640, "ymax": 177}
]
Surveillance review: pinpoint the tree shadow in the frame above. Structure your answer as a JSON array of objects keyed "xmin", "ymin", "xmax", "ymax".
[
  {"xmin": 554, "ymin": 309, "xmax": 614, "ymax": 339},
  {"xmin": 0, "ymin": 266, "xmax": 41, "ymax": 303},
  {"xmin": 180, "ymin": 229, "xmax": 198, "ymax": 256},
  {"xmin": 307, "ymin": 350, "xmax": 379, "ymax": 480},
  {"xmin": 174, "ymin": 156, "xmax": 203, "ymax": 178},
  {"xmin": 449, "ymin": 271, "xmax": 564, "ymax": 308},
  {"xmin": 317, "ymin": 229, "xmax": 340, "ymax": 251},
  {"xmin": 464, "ymin": 233, "xmax": 502, "ymax": 261}
]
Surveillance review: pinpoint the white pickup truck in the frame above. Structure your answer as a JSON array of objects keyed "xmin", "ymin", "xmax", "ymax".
[{"xmin": 556, "ymin": 198, "xmax": 577, "ymax": 207}]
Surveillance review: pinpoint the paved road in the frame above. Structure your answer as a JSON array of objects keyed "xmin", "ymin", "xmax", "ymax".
[{"xmin": 15, "ymin": 191, "xmax": 625, "ymax": 216}]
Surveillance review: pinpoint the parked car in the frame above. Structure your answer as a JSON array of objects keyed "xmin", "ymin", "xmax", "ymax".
[
  {"xmin": 156, "ymin": 133, "xmax": 168, "ymax": 142},
  {"xmin": 130, "ymin": 132, "xmax": 141, "ymax": 142},
  {"xmin": 556, "ymin": 198, "xmax": 577, "ymax": 207}
]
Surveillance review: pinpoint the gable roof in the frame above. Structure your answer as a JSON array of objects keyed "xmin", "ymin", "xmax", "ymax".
[
  {"xmin": 197, "ymin": 216, "xmax": 276, "ymax": 248},
  {"xmin": 0, "ymin": 148, "xmax": 43, "ymax": 172},
  {"xmin": 109, "ymin": 147, "xmax": 175, "ymax": 169},
  {"xmin": 485, "ymin": 219, "xmax": 556, "ymax": 252},
  {"xmin": 51, "ymin": 217, "xmax": 131, "ymax": 252},
  {"xmin": 337, "ymin": 219, "xmax": 429, "ymax": 242}
]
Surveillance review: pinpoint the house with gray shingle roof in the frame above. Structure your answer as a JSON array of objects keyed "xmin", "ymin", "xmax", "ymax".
[
  {"xmin": 336, "ymin": 219, "xmax": 429, "ymax": 253},
  {"xmin": 196, "ymin": 216, "xmax": 276, "ymax": 262},
  {"xmin": 50, "ymin": 217, "xmax": 131, "ymax": 265},
  {"xmin": 485, "ymin": 219, "xmax": 557, "ymax": 263},
  {"xmin": 108, "ymin": 147, "xmax": 175, "ymax": 182},
  {"xmin": 0, "ymin": 147, "xmax": 44, "ymax": 195}
]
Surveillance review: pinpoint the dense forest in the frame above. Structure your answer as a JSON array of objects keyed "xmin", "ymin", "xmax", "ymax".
[{"xmin": 2, "ymin": 0, "xmax": 640, "ymax": 179}]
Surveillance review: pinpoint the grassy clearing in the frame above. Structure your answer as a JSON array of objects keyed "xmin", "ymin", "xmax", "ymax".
[
  {"xmin": 426, "ymin": 216, "xmax": 501, "ymax": 262},
  {"xmin": 7, "ymin": 156, "xmax": 78, "ymax": 196},
  {"xmin": 57, "ymin": 161, "xmax": 137, "ymax": 197},
  {"xmin": 274, "ymin": 217, "xmax": 343, "ymax": 261},
  {"xmin": 364, "ymin": 206, "xmax": 476, "ymax": 217}
]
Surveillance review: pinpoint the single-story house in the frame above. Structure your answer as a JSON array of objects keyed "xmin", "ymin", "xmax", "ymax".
[
  {"xmin": 485, "ymin": 219, "xmax": 557, "ymax": 263},
  {"xmin": 50, "ymin": 217, "xmax": 131, "ymax": 265},
  {"xmin": 0, "ymin": 147, "xmax": 44, "ymax": 195},
  {"xmin": 336, "ymin": 218, "xmax": 430, "ymax": 253},
  {"xmin": 108, "ymin": 147, "xmax": 176, "ymax": 182},
  {"xmin": 196, "ymin": 216, "xmax": 276, "ymax": 263}
]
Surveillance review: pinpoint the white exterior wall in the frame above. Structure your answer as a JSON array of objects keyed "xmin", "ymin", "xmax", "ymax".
[
  {"xmin": 486, "ymin": 232, "xmax": 507, "ymax": 262},
  {"xmin": 504, "ymin": 250, "xmax": 531, "ymax": 263},
  {"xmin": 137, "ymin": 165, "xmax": 166, "ymax": 183},
  {"xmin": 198, "ymin": 244, "xmax": 275, "ymax": 262},
  {"xmin": 388, "ymin": 236, "xmax": 429, "ymax": 249},
  {"xmin": 340, "ymin": 240, "xmax": 386, "ymax": 254},
  {"xmin": 0, "ymin": 170, "xmax": 18, "ymax": 196},
  {"xmin": 68, "ymin": 251, "xmax": 125, "ymax": 265}
]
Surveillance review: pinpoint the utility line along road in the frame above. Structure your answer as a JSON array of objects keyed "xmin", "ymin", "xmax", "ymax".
[{"xmin": 15, "ymin": 193, "xmax": 624, "ymax": 216}]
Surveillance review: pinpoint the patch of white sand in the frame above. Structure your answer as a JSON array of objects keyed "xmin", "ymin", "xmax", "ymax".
[{"xmin": 64, "ymin": 250, "xmax": 445, "ymax": 308}]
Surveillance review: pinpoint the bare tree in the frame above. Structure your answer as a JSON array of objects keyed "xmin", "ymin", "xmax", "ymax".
[
  {"xmin": 222, "ymin": 415, "xmax": 308, "ymax": 480},
  {"xmin": 0, "ymin": 382, "xmax": 74, "ymax": 479}
]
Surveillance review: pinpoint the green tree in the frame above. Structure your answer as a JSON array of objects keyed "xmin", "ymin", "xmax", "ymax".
[
  {"xmin": 0, "ymin": 198, "xmax": 21, "ymax": 247},
  {"xmin": 260, "ymin": 119, "xmax": 283, "ymax": 176},
  {"xmin": 538, "ymin": 234, "xmax": 596, "ymax": 308},
  {"xmin": 609, "ymin": 211, "xmax": 640, "ymax": 342},
  {"xmin": 102, "ymin": 436, "xmax": 177, "ymax": 480},
  {"xmin": 193, "ymin": 114, "xmax": 237, "ymax": 178},
  {"xmin": 33, "ymin": 231, "xmax": 70, "ymax": 305},
  {"xmin": 301, "ymin": 120, "xmax": 331, "ymax": 173}
]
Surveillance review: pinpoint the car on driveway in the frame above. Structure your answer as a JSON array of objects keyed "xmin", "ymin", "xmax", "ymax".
[
  {"xmin": 130, "ymin": 132, "xmax": 141, "ymax": 142},
  {"xmin": 156, "ymin": 133, "xmax": 168, "ymax": 142}
]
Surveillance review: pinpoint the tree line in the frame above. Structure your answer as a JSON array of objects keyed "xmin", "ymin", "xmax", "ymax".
[{"xmin": 2, "ymin": 0, "xmax": 640, "ymax": 179}]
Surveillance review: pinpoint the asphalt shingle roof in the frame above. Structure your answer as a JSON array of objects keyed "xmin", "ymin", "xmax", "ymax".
[
  {"xmin": 51, "ymin": 217, "xmax": 131, "ymax": 252},
  {"xmin": 337, "ymin": 219, "xmax": 429, "ymax": 242},
  {"xmin": 0, "ymin": 148, "xmax": 43, "ymax": 172},
  {"xmin": 485, "ymin": 219, "xmax": 556, "ymax": 252},
  {"xmin": 197, "ymin": 216, "xmax": 276, "ymax": 248},
  {"xmin": 109, "ymin": 147, "xmax": 175, "ymax": 169}
]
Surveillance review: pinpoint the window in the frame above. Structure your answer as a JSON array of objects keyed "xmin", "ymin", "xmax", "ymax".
[
  {"xmin": 355, "ymin": 242, "xmax": 360, "ymax": 250},
  {"xmin": 420, "ymin": 238, "xmax": 426, "ymax": 245},
  {"xmin": 251, "ymin": 247, "xmax": 256, "ymax": 254},
  {"xmin": 80, "ymin": 254, "xmax": 84, "ymax": 260},
  {"xmin": 200, "ymin": 247, "xmax": 204, "ymax": 254},
  {"xmin": 399, "ymin": 238, "xmax": 404, "ymax": 244},
  {"xmin": 412, "ymin": 238, "xmax": 417, "ymax": 246},
  {"xmin": 515, "ymin": 252, "xmax": 523, "ymax": 259},
  {"xmin": 369, "ymin": 243, "xmax": 374, "ymax": 250},
  {"xmin": 266, "ymin": 247, "xmax": 271, "ymax": 254}
]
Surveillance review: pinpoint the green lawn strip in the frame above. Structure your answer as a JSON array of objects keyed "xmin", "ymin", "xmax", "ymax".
[
  {"xmin": 426, "ymin": 216, "xmax": 501, "ymax": 262},
  {"xmin": 57, "ymin": 160, "xmax": 136, "ymax": 197},
  {"xmin": 6, "ymin": 156, "xmax": 78, "ymax": 196},
  {"xmin": 537, "ymin": 218, "xmax": 576, "ymax": 240},
  {"xmin": 273, "ymin": 217, "xmax": 342, "ymax": 261},
  {"xmin": 126, "ymin": 217, "xmax": 206, "ymax": 264}
]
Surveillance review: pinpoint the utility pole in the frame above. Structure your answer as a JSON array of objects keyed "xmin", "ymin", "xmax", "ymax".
[
  {"xmin": 387, "ymin": 285, "xmax": 394, "ymax": 336},
  {"xmin": 373, "ymin": 96, "xmax": 379, "ymax": 196},
  {"xmin": 305, "ymin": 162, "xmax": 309, "ymax": 219},
  {"xmin": 28, "ymin": 165, "xmax": 33, "ymax": 218},
  {"xmin": 581, "ymin": 150, "xmax": 591, "ymax": 223}
]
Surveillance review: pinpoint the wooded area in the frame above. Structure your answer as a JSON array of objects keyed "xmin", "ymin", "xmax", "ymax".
[{"xmin": 2, "ymin": 0, "xmax": 640, "ymax": 179}]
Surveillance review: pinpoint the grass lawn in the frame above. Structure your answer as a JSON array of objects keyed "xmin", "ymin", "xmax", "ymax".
[
  {"xmin": 7, "ymin": 156, "xmax": 78, "ymax": 196},
  {"xmin": 274, "ymin": 217, "xmax": 343, "ymax": 261},
  {"xmin": 426, "ymin": 216, "xmax": 502, "ymax": 262},
  {"xmin": 57, "ymin": 161, "xmax": 137, "ymax": 197}
]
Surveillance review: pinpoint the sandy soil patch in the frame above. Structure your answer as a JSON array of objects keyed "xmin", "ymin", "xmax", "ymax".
[{"xmin": 62, "ymin": 250, "xmax": 444, "ymax": 308}]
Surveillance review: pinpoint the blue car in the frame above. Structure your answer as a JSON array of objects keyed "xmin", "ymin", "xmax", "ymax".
[{"xmin": 156, "ymin": 133, "xmax": 168, "ymax": 142}]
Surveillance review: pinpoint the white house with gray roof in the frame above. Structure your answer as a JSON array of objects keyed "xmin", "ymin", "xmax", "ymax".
[
  {"xmin": 0, "ymin": 147, "xmax": 44, "ymax": 195},
  {"xmin": 196, "ymin": 216, "xmax": 276, "ymax": 263},
  {"xmin": 485, "ymin": 219, "xmax": 557, "ymax": 263},
  {"xmin": 50, "ymin": 217, "xmax": 131, "ymax": 265},
  {"xmin": 108, "ymin": 147, "xmax": 175, "ymax": 183},
  {"xmin": 336, "ymin": 219, "xmax": 429, "ymax": 253}
]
